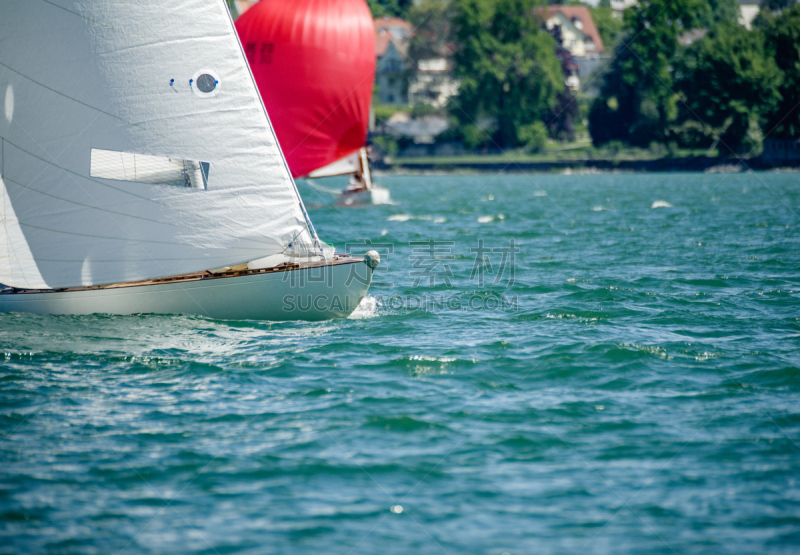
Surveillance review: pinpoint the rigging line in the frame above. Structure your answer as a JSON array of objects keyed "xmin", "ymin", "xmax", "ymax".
[{"xmin": 279, "ymin": 227, "xmax": 314, "ymax": 256}]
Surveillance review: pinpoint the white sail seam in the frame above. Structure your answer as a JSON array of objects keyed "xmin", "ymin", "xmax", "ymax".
[
  {"xmin": 0, "ymin": 60, "xmax": 197, "ymax": 159},
  {"xmin": 0, "ymin": 0, "xmax": 309, "ymax": 288},
  {"xmin": 0, "ymin": 0, "xmax": 222, "ymax": 224},
  {"xmin": 0, "ymin": 1, "xmax": 223, "ymax": 170},
  {"xmin": 1, "ymin": 138, "xmax": 279, "ymax": 248},
  {"xmin": 15, "ymin": 221, "xmax": 276, "ymax": 248}
]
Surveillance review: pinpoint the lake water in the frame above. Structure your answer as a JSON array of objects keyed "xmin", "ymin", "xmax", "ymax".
[{"xmin": 1, "ymin": 172, "xmax": 799, "ymax": 554}]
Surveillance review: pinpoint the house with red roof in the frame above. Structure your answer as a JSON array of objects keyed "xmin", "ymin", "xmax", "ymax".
[
  {"xmin": 374, "ymin": 17, "xmax": 412, "ymax": 105},
  {"xmin": 543, "ymin": 5, "xmax": 605, "ymax": 57},
  {"xmin": 540, "ymin": 5, "xmax": 607, "ymax": 93}
]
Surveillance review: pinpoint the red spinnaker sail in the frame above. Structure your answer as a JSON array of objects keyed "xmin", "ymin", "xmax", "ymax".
[{"xmin": 235, "ymin": 0, "xmax": 376, "ymax": 178}]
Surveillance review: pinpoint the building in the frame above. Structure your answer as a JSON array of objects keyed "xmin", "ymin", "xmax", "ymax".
[
  {"xmin": 677, "ymin": 28, "xmax": 708, "ymax": 46},
  {"xmin": 544, "ymin": 6, "xmax": 605, "ymax": 58},
  {"xmin": 542, "ymin": 6, "xmax": 606, "ymax": 93},
  {"xmin": 383, "ymin": 112, "xmax": 450, "ymax": 145},
  {"xmin": 408, "ymin": 58, "xmax": 460, "ymax": 108},
  {"xmin": 739, "ymin": 1, "xmax": 761, "ymax": 30},
  {"xmin": 610, "ymin": 0, "xmax": 638, "ymax": 13},
  {"xmin": 374, "ymin": 17, "xmax": 412, "ymax": 42},
  {"xmin": 374, "ymin": 18, "xmax": 412, "ymax": 105}
]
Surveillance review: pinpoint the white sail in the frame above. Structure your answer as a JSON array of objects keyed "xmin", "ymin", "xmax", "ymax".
[
  {"xmin": 307, "ymin": 152, "xmax": 360, "ymax": 179},
  {"xmin": 0, "ymin": 0, "xmax": 318, "ymax": 289}
]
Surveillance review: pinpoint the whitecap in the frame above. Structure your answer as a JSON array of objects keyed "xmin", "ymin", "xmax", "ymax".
[
  {"xmin": 477, "ymin": 215, "xmax": 494, "ymax": 223},
  {"xmin": 591, "ymin": 205, "xmax": 605, "ymax": 211},
  {"xmin": 387, "ymin": 214, "xmax": 412, "ymax": 222},
  {"xmin": 534, "ymin": 190, "xmax": 548, "ymax": 197},
  {"xmin": 651, "ymin": 200, "xmax": 673, "ymax": 209},
  {"xmin": 349, "ymin": 295, "xmax": 379, "ymax": 319}
]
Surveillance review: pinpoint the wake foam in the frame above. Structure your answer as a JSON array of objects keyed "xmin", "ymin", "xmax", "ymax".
[{"xmin": 349, "ymin": 295, "xmax": 379, "ymax": 319}]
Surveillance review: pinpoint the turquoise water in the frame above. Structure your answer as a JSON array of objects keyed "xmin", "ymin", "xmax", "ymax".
[{"xmin": 1, "ymin": 172, "xmax": 799, "ymax": 554}]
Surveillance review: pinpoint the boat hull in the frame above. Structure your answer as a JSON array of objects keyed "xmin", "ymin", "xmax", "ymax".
[
  {"xmin": 336, "ymin": 186, "xmax": 392, "ymax": 206},
  {"xmin": 0, "ymin": 259, "xmax": 373, "ymax": 321}
]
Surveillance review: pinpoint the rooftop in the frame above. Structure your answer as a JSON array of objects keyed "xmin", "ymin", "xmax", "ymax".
[{"xmin": 543, "ymin": 6, "xmax": 605, "ymax": 54}]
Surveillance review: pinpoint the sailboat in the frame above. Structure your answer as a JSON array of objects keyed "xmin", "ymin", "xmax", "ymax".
[
  {"xmin": 0, "ymin": 0, "xmax": 379, "ymax": 321},
  {"xmin": 235, "ymin": 0, "xmax": 391, "ymax": 206},
  {"xmin": 309, "ymin": 147, "xmax": 391, "ymax": 206}
]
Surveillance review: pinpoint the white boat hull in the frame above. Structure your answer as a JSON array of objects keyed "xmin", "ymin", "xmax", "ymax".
[
  {"xmin": 0, "ymin": 258, "xmax": 373, "ymax": 321},
  {"xmin": 336, "ymin": 186, "xmax": 392, "ymax": 206}
]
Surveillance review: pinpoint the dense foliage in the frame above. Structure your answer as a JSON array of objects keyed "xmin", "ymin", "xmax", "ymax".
[
  {"xmin": 367, "ymin": 0, "xmax": 414, "ymax": 19},
  {"xmin": 450, "ymin": 0, "xmax": 563, "ymax": 148},
  {"xmin": 588, "ymin": 0, "xmax": 723, "ymax": 147},
  {"xmin": 675, "ymin": 22, "xmax": 782, "ymax": 154},
  {"xmin": 407, "ymin": 0, "xmax": 455, "ymax": 61},
  {"xmin": 759, "ymin": 4, "xmax": 800, "ymax": 139},
  {"xmin": 362, "ymin": 0, "xmax": 800, "ymax": 156},
  {"xmin": 589, "ymin": 5, "xmax": 623, "ymax": 52},
  {"xmin": 589, "ymin": 0, "xmax": 799, "ymax": 155}
]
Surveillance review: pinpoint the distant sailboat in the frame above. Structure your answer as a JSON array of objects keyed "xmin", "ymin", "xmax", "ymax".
[
  {"xmin": 0, "ymin": 0, "xmax": 378, "ymax": 320},
  {"xmin": 235, "ymin": 0, "xmax": 391, "ymax": 205}
]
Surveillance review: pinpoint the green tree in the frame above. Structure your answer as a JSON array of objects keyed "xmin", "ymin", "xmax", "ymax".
[
  {"xmin": 588, "ymin": 0, "xmax": 735, "ymax": 146},
  {"xmin": 518, "ymin": 121, "xmax": 548, "ymax": 152},
  {"xmin": 760, "ymin": 5, "xmax": 800, "ymax": 139},
  {"xmin": 451, "ymin": 0, "xmax": 563, "ymax": 148},
  {"xmin": 763, "ymin": 0, "xmax": 799, "ymax": 12},
  {"xmin": 589, "ymin": 5, "xmax": 623, "ymax": 52},
  {"xmin": 674, "ymin": 22, "xmax": 783, "ymax": 154},
  {"xmin": 367, "ymin": 0, "xmax": 413, "ymax": 19},
  {"xmin": 408, "ymin": 0, "xmax": 454, "ymax": 62},
  {"xmin": 702, "ymin": 0, "xmax": 741, "ymax": 26}
]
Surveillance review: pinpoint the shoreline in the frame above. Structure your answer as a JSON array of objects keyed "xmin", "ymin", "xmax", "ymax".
[{"xmin": 373, "ymin": 156, "xmax": 800, "ymax": 175}]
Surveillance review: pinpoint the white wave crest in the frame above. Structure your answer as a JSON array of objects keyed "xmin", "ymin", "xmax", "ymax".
[
  {"xmin": 651, "ymin": 200, "xmax": 673, "ymax": 209},
  {"xmin": 349, "ymin": 295, "xmax": 379, "ymax": 319}
]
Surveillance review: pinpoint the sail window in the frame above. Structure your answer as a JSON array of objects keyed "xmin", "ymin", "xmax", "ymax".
[
  {"xmin": 191, "ymin": 69, "xmax": 220, "ymax": 98},
  {"xmin": 90, "ymin": 148, "xmax": 209, "ymax": 190},
  {"xmin": 196, "ymin": 73, "xmax": 217, "ymax": 93}
]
